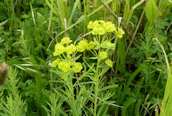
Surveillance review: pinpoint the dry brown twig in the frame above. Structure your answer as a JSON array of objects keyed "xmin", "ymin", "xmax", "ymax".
[{"xmin": 0, "ymin": 63, "xmax": 9, "ymax": 86}]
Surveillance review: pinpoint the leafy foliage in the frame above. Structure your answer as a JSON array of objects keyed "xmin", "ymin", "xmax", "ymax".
[{"xmin": 0, "ymin": 0, "xmax": 172, "ymax": 115}]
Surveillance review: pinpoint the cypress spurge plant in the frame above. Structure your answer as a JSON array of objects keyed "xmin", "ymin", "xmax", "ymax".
[{"xmin": 50, "ymin": 20, "xmax": 124, "ymax": 115}]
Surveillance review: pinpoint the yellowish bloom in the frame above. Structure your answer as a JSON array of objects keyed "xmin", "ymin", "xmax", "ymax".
[
  {"xmin": 87, "ymin": 20, "xmax": 100, "ymax": 29},
  {"xmin": 52, "ymin": 58, "xmax": 60, "ymax": 67},
  {"xmin": 73, "ymin": 62, "xmax": 83, "ymax": 73},
  {"xmin": 53, "ymin": 43, "xmax": 65, "ymax": 56},
  {"xmin": 87, "ymin": 41, "xmax": 96, "ymax": 50},
  {"xmin": 76, "ymin": 39, "xmax": 88, "ymax": 52},
  {"xmin": 88, "ymin": 20, "xmax": 117, "ymax": 35},
  {"xmin": 58, "ymin": 61, "xmax": 71, "ymax": 72},
  {"xmin": 87, "ymin": 21, "xmax": 94, "ymax": 29},
  {"xmin": 76, "ymin": 45, "xmax": 85, "ymax": 52},
  {"xmin": 103, "ymin": 22, "xmax": 116, "ymax": 32},
  {"xmin": 106, "ymin": 41, "xmax": 115, "ymax": 50},
  {"xmin": 152, "ymin": 37, "xmax": 157, "ymax": 41},
  {"xmin": 78, "ymin": 39, "xmax": 88, "ymax": 47},
  {"xmin": 99, "ymin": 51, "xmax": 108, "ymax": 60},
  {"xmin": 98, "ymin": 20, "xmax": 106, "ymax": 24},
  {"xmin": 92, "ymin": 26, "xmax": 106, "ymax": 35},
  {"xmin": 105, "ymin": 59, "xmax": 113, "ymax": 67},
  {"xmin": 115, "ymin": 28, "xmax": 125, "ymax": 38},
  {"xmin": 65, "ymin": 44, "xmax": 76, "ymax": 54},
  {"xmin": 92, "ymin": 20, "xmax": 100, "ymax": 27},
  {"xmin": 60, "ymin": 37, "xmax": 72, "ymax": 45}
]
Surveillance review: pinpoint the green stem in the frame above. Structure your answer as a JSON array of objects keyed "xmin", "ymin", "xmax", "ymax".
[
  {"xmin": 66, "ymin": 76, "xmax": 79, "ymax": 116},
  {"xmin": 94, "ymin": 81, "xmax": 99, "ymax": 116},
  {"xmin": 94, "ymin": 51, "xmax": 100, "ymax": 116}
]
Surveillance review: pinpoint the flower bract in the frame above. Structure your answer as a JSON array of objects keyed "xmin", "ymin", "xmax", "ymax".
[
  {"xmin": 103, "ymin": 22, "xmax": 116, "ymax": 32},
  {"xmin": 106, "ymin": 41, "xmax": 115, "ymax": 50},
  {"xmin": 92, "ymin": 27, "xmax": 106, "ymax": 35},
  {"xmin": 76, "ymin": 39, "xmax": 88, "ymax": 52},
  {"xmin": 58, "ymin": 61, "xmax": 71, "ymax": 72},
  {"xmin": 53, "ymin": 43, "xmax": 66, "ymax": 56},
  {"xmin": 73, "ymin": 62, "xmax": 83, "ymax": 73},
  {"xmin": 87, "ymin": 41, "xmax": 96, "ymax": 50},
  {"xmin": 105, "ymin": 59, "xmax": 113, "ymax": 67},
  {"xmin": 152, "ymin": 37, "xmax": 157, "ymax": 41},
  {"xmin": 99, "ymin": 51, "xmax": 108, "ymax": 60},
  {"xmin": 65, "ymin": 44, "xmax": 76, "ymax": 54},
  {"xmin": 60, "ymin": 37, "xmax": 72, "ymax": 45},
  {"xmin": 87, "ymin": 20, "xmax": 117, "ymax": 35},
  {"xmin": 115, "ymin": 28, "xmax": 125, "ymax": 38},
  {"xmin": 52, "ymin": 58, "xmax": 60, "ymax": 67}
]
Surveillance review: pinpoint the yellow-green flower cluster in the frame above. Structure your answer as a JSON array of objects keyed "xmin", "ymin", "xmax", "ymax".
[
  {"xmin": 99, "ymin": 52, "xmax": 108, "ymax": 60},
  {"xmin": 60, "ymin": 37, "xmax": 72, "ymax": 44},
  {"xmin": 98, "ymin": 51, "xmax": 113, "ymax": 67},
  {"xmin": 73, "ymin": 62, "xmax": 83, "ymax": 73},
  {"xmin": 52, "ymin": 60, "xmax": 83, "ymax": 73},
  {"xmin": 104, "ymin": 41, "xmax": 115, "ymax": 50},
  {"xmin": 76, "ymin": 39, "xmax": 96, "ymax": 52},
  {"xmin": 52, "ymin": 58, "xmax": 60, "ymax": 67},
  {"xmin": 53, "ymin": 37, "xmax": 75, "ymax": 56},
  {"xmin": 87, "ymin": 20, "xmax": 125, "ymax": 38},
  {"xmin": 88, "ymin": 20, "xmax": 116, "ymax": 35},
  {"xmin": 116, "ymin": 27, "xmax": 125, "ymax": 39},
  {"xmin": 65, "ymin": 44, "xmax": 76, "ymax": 54},
  {"xmin": 87, "ymin": 41, "xmax": 96, "ymax": 50},
  {"xmin": 53, "ymin": 44, "xmax": 66, "ymax": 56},
  {"xmin": 105, "ymin": 59, "xmax": 113, "ymax": 67},
  {"xmin": 76, "ymin": 39, "xmax": 88, "ymax": 52},
  {"xmin": 52, "ymin": 37, "xmax": 96, "ymax": 73},
  {"xmin": 58, "ymin": 61, "xmax": 71, "ymax": 72},
  {"xmin": 152, "ymin": 37, "xmax": 157, "ymax": 41}
]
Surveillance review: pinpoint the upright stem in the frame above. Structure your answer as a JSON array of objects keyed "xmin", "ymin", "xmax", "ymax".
[
  {"xmin": 94, "ymin": 81, "xmax": 99, "ymax": 116},
  {"xmin": 66, "ymin": 76, "xmax": 79, "ymax": 116},
  {"xmin": 94, "ymin": 50, "xmax": 100, "ymax": 116}
]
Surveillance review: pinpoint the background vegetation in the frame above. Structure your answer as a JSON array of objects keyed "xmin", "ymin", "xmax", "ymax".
[{"xmin": 0, "ymin": 0, "xmax": 172, "ymax": 116}]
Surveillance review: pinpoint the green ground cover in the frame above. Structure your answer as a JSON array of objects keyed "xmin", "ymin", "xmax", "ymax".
[{"xmin": 0, "ymin": 0, "xmax": 172, "ymax": 116}]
